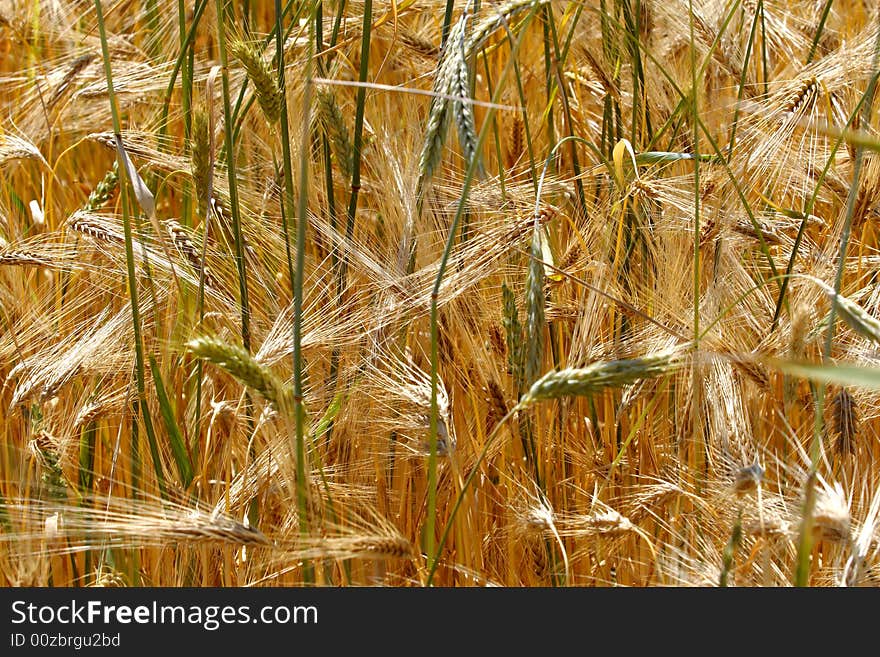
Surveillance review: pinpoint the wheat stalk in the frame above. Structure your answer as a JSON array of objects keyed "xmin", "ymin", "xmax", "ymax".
[
  {"xmin": 47, "ymin": 52, "xmax": 95, "ymax": 110},
  {"xmin": 418, "ymin": 0, "xmax": 545, "ymax": 190},
  {"xmin": 400, "ymin": 30, "xmax": 439, "ymax": 59},
  {"xmin": 0, "ymin": 250, "xmax": 52, "ymax": 267},
  {"xmin": 67, "ymin": 212, "xmax": 123, "ymax": 244},
  {"xmin": 83, "ymin": 164, "xmax": 119, "ymax": 212},
  {"xmin": 448, "ymin": 12, "xmax": 479, "ymax": 173},
  {"xmin": 830, "ymin": 387, "xmax": 858, "ymax": 455},
  {"xmin": 0, "ymin": 133, "xmax": 46, "ymax": 168}
]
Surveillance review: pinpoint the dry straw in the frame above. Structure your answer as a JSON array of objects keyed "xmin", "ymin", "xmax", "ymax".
[
  {"xmin": 1, "ymin": 498, "xmax": 271, "ymax": 553},
  {"xmin": 783, "ymin": 76, "xmax": 820, "ymax": 118},
  {"xmin": 567, "ymin": 510, "xmax": 635, "ymax": 537},
  {"xmin": 830, "ymin": 387, "xmax": 858, "ymax": 455},
  {"xmin": 0, "ymin": 133, "xmax": 46, "ymax": 168},
  {"xmin": 484, "ymin": 378, "xmax": 509, "ymax": 432},
  {"xmin": 47, "ymin": 52, "xmax": 96, "ymax": 110},
  {"xmin": 67, "ymin": 212, "xmax": 122, "ymax": 244},
  {"xmin": 337, "ymin": 536, "xmax": 413, "ymax": 560},
  {"xmin": 88, "ymin": 569, "xmax": 128, "ymax": 588},
  {"xmin": 0, "ymin": 250, "xmax": 52, "ymax": 267},
  {"xmin": 7, "ymin": 0, "xmax": 880, "ymax": 589},
  {"xmin": 728, "ymin": 352, "xmax": 770, "ymax": 390},
  {"xmin": 508, "ymin": 114, "xmax": 524, "ymax": 169},
  {"xmin": 165, "ymin": 219, "xmax": 216, "ymax": 289},
  {"xmin": 812, "ymin": 481, "xmax": 851, "ymax": 543},
  {"xmin": 399, "ymin": 30, "xmax": 439, "ymax": 59}
]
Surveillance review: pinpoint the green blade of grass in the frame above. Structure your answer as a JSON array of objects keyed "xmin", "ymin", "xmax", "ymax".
[
  {"xmin": 160, "ymin": 0, "xmax": 209, "ymax": 139},
  {"xmin": 634, "ymin": 151, "xmax": 717, "ymax": 164},
  {"xmin": 92, "ymin": 0, "xmax": 165, "ymax": 498},
  {"xmin": 214, "ymin": 0, "xmax": 251, "ymax": 353},
  {"xmin": 766, "ymin": 359, "xmax": 880, "ymax": 391},
  {"xmin": 806, "ymin": 0, "xmax": 835, "ymax": 64},
  {"xmin": 78, "ymin": 422, "xmax": 96, "ymax": 493},
  {"xmin": 149, "ymin": 356, "xmax": 194, "ymax": 489}
]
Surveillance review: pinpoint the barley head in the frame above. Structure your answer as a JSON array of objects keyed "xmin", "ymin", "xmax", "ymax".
[
  {"xmin": 230, "ymin": 40, "xmax": 283, "ymax": 124},
  {"xmin": 520, "ymin": 350, "xmax": 683, "ymax": 405}
]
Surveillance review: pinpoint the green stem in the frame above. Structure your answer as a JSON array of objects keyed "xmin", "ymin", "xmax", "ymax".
[
  {"xmin": 160, "ymin": 0, "xmax": 209, "ymax": 140},
  {"xmin": 336, "ymin": 0, "xmax": 372, "ymax": 308},
  {"xmin": 689, "ymin": 0, "xmax": 700, "ymax": 348},
  {"xmin": 442, "ymin": 0, "xmax": 456, "ymax": 48},
  {"xmin": 230, "ymin": 0, "xmax": 302, "ymax": 147},
  {"xmin": 806, "ymin": 0, "xmax": 834, "ymax": 64},
  {"xmin": 426, "ymin": 1, "xmax": 543, "ymax": 581},
  {"xmin": 290, "ymin": 0, "xmax": 319, "ymax": 585},
  {"xmin": 543, "ymin": 4, "xmax": 587, "ymax": 217},
  {"xmin": 727, "ymin": 0, "xmax": 760, "ymax": 161},
  {"xmin": 214, "ymin": 0, "xmax": 251, "ymax": 353},
  {"xmin": 92, "ymin": 0, "xmax": 165, "ymax": 497},
  {"xmin": 759, "ymin": 0, "xmax": 768, "ymax": 96}
]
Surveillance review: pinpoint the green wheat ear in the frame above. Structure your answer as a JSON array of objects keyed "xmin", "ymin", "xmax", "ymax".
[
  {"xmin": 230, "ymin": 40, "xmax": 283, "ymax": 124},
  {"xmin": 190, "ymin": 108, "xmax": 212, "ymax": 219},
  {"xmin": 520, "ymin": 350, "xmax": 683, "ymax": 406},
  {"xmin": 83, "ymin": 163, "xmax": 119, "ymax": 212},
  {"xmin": 316, "ymin": 89, "xmax": 353, "ymax": 180},
  {"xmin": 524, "ymin": 227, "xmax": 545, "ymax": 387},
  {"xmin": 187, "ymin": 335, "xmax": 292, "ymax": 411}
]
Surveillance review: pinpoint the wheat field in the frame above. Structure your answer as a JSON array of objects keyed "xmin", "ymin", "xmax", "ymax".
[{"xmin": 1, "ymin": 0, "xmax": 880, "ymax": 587}]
